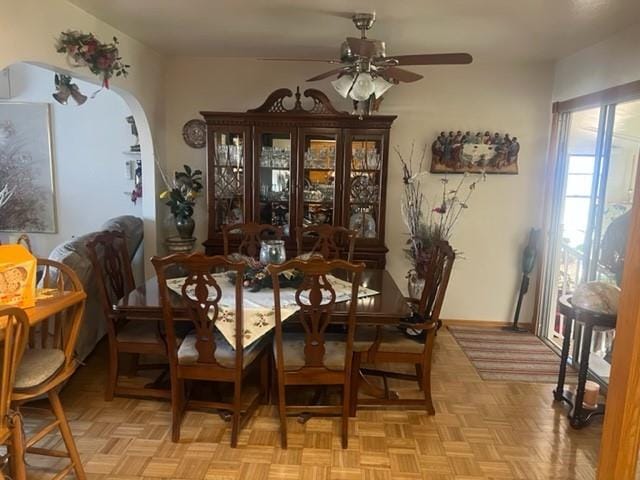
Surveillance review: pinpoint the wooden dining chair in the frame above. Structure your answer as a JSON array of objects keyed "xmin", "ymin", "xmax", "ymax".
[
  {"xmin": 0, "ymin": 307, "xmax": 30, "ymax": 480},
  {"xmin": 87, "ymin": 230, "xmax": 169, "ymax": 401},
  {"xmin": 11, "ymin": 258, "xmax": 87, "ymax": 479},
  {"xmin": 296, "ymin": 225, "xmax": 357, "ymax": 261},
  {"xmin": 222, "ymin": 222, "xmax": 283, "ymax": 258},
  {"xmin": 152, "ymin": 253, "xmax": 270, "ymax": 447},
  {"xmin": 268, "ymin": 257, "xmax": 365, "ymax": 449},
  {"xmin": 350, "ymin": 240, "xmax": 455, "ymax": 416}
]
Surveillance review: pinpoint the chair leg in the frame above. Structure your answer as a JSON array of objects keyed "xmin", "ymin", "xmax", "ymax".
[
  {"xmin": 341, "ymin": 381, "xmax": 351, "ymax": 449},
  {"xmin": 171, "ymin": 377, "xmax": 184, "ymax": 443},
  {"xmin": 275, "ymin": 367, "xmax": 287, "ymax": 449},
  {"xmin": 259, "ymin": 353, "xmax": 269, "ymax": 404},
  {"xmin": 105, "ymin": 341, "xmax": 118, "ymax": 401},
  {"xmin": 48, "ymin": 390, "xmax": 86, "ymax": 480},
  {"xmin": 421, "ymin": 358, "xmax": 435, "ymax": 415},
  {"xmin": 349, "ymin": 352, "xmax": 362, "ymax": 417},
  {"xmin": 230, "ymin": 379, "xmax": 242, "ymax": 448},
  {"xmin": 8, "ymin": 410, "xmax": 26, "ymax": 480},
  {"xmin": 415, "ymin": 363, "xmax": 424, "ymax": 390}
]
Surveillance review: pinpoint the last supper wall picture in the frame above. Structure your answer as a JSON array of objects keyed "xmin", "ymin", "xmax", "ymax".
[{"xmin": 430, "ymin": 131, "xmax": 519, "ymax": 174}]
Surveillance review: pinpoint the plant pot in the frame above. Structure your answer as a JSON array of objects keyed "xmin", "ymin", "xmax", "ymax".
[{"xmin": 175, "ymin": 216, "xmax": 195, "ymax": 239}]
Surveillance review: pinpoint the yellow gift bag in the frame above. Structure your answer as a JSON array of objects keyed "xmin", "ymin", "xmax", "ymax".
[{"xmin": 0, "ymin": 244, "xmax": 37, "ymax": 308}]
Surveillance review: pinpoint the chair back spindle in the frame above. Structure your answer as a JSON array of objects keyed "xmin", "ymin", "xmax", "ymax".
[
  {"xmin": 296, "ymin": 225, "xmax": 357, "ymax": 262},
  {"xmin": 222, "ymin": 222, "xmax": 283, "ymax": 258}
]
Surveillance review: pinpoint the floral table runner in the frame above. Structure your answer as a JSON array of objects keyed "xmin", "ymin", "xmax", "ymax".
[{"xmin": 166, "ymin": 274, "xmax": 378, "ymax": 349}]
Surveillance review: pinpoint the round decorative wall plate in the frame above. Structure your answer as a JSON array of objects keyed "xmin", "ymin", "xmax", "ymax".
[{"xmin": 182, "ymin": 119, "xmax": 206, "ymax": 149}]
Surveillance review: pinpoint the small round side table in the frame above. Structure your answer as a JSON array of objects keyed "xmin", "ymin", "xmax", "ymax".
[{"xmin": 553, "ymin": 290, "xmax": 617, "ymax": 429}]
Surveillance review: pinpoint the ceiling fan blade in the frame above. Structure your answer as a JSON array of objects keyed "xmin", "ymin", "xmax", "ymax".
[
  {"xmin": 389, "ymin": 53, "xmax": 473, "ymax": 66},
  {"xmin": 346, "ymin": 37, "xmax": 378, "ymax": 57},
  {"xmin": 307, "ymin": 68, "xmax": 347, "ymax": 82},
  {"xmin": 381, "ymin": 67, "xmax": 424, "ymax": 83},
  {"xmin": 259, "ymin": 58, "xmax": 343, "ymax": 64}
]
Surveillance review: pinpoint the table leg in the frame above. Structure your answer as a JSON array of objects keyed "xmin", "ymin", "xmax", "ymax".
[
  {"xmin": 554, "ymin": 314, "xmax": 573, "ymax": 401},
  {"xmin": 570, "ymin": 324, "xmax": 593, "ymax": 429}
]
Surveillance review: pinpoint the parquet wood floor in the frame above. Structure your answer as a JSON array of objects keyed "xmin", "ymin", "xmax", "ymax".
[{"xmin": 21, "ymin": 329, "xmax": 603, "ymax": 479}]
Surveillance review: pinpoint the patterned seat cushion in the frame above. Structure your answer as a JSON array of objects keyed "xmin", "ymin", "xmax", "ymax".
[
  {"xmin": 117, "ymin": 320, "xmax": 161, "ymax": 344},
  {"xmin": 178, "ymin": 330, "xmax": 266, "ymax": 368},
  {"xmin": 276, "ymin": 332, "xmax": 347, "ymax": 371},
  {"xmin": 14, "ymin": 349, "xmax": 65, "ymax": 390},
  {"xmin": 353, "ymin": 326, "xmax": 425, "ymax": 355}
]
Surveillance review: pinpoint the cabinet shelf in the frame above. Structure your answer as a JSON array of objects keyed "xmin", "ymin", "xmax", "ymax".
[{"xmin": 303, "ymin": 166, "xmax": 335, "ymax": 172}]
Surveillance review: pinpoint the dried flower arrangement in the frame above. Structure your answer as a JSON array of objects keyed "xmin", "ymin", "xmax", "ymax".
[{"xmin": 398, "ymin": 143, "xmax": 485, "ymax": 279}]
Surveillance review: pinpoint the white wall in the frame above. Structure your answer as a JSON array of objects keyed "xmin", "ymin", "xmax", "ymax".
[
  {"xmin": 553, "ymin": 21, "xmax": 640, "ymax": 101},
  {"xmin": 0, "ymin": 63, "xmax": 141, "ymax": 255},
  {"xmin": 164, "ymin": 57, "xmax": 554, "ymax": 322},
  {"xmin": 0, "ymin": 0, "xmax": 166, "ymax": 276}
]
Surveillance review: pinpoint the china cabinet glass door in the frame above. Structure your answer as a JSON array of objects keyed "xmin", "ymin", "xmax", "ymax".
[
  {"xmin": 298, "ymin": 129, "xmax": 342, "ymax": 228},
  {"xmin": 210, "ymin": 130, "xmax": 247, "ymax": 231},
  {"xmin": 255, "ymin": 129, "xmax": 295, "ymax": 236},
  {"xmin": 345, "ymin": 132, "xmax": 385, "ymax": 240}
]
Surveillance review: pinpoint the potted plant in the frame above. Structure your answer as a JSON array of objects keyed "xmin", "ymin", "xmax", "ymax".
[
  {"xmin": 159, "ymin": 164, "xmax": 203, "ymax": 239},
  {"xmin": 398, "ymin": 144, "xmax": 484, "ymax": 298}
]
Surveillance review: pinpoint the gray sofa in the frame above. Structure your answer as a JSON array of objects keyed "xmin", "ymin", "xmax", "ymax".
[{"xmin": 48, "ymin": 215, "xmax": 144, "ymax": 361}]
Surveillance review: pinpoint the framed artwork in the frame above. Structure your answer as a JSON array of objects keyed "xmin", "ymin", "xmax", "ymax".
[
  {"xmin": 431, "ymin": 131, "xmax": 520, "ymax": 174},
  {"xmin": 0, "ymin": 102, "xmax": 57, "ymax": 232}
]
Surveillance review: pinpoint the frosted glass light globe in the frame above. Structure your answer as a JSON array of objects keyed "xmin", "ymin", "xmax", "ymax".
[{"xmin": 349, "ymin": 73, "xmax": 375, "ymax": 101}]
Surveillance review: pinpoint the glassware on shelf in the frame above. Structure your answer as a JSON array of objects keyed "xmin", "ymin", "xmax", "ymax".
[
  {"xmin": 304, "ymin": 145, "xmax": 336, "ymax": 169},
  {"xmin": 349, "ymin": 207, "xmax": 377, "ymax": 238},
  {"xmin": 260, "ymin": 146, "xmax": 290, "ymax": 168},
  {"xmin": 352, "ymin": 145, "xmax": 380, "ymax": 170},
  {"xmin": 259, "ymin": 240, "xmax": 286, "ymax": 265},
  {"xmin": 216, "ymin": 144, "xmax": 243, "ymax": 166}
]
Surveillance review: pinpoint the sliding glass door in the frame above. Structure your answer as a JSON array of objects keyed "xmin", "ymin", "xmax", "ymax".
[{"xmin": 539, "ymin": 99, "xmax": 640, "ymax": 384}]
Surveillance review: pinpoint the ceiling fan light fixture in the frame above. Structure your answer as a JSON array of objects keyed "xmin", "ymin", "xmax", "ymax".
[
  {"xmin": 372, "ymin": 76, "xmax": 393, "ymax": 98},
  {"xmin": 349, "ymin": 72, "xmax": 375, "ymax": 101},
  {"xmin": 331, "ymin": 74, "xmax": 354, "ymax": 98}
]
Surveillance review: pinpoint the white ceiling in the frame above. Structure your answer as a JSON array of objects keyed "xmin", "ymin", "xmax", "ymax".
[{"xmin": 68, "ymin": 0, "xmax": 640, "ymax": 62}]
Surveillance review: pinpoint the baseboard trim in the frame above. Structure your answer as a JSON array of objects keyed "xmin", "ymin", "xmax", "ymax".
[{"xmin": 442, "ymin": 318, "xmax": 533, "ymax": 330}]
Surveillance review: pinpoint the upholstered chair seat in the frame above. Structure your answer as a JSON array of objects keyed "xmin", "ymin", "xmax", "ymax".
[
  {"xmin": 116, "ymin": 320, "xmax": 161, "ymax": 344},
  {"xmin": 276, "ymin": 332, "xmax": 348, "ymax": 370},
  {"xmin": 178, "ymin": 331, "xmax": 267, "ymax": 368},
  {"xmin": 14, "ymin": 349, "xmax": 65, "ymax": 390}
]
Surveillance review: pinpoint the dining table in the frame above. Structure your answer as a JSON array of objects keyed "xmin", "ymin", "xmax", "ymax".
[
  {"xmin": 115, "ymin": 268, "xmax": 412, "ymax": 399},
  {"xmin": 117, "ymin": 268, "xmax": 410, "ymax": 326}
]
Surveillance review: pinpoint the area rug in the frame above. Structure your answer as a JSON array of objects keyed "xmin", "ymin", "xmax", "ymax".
[{"xmin": 447, "ymin": 325, "xmax": 576, "ymax": 383}]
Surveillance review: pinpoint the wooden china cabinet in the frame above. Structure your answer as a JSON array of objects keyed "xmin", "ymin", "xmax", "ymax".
[{"xmin": 201, "ymin": 87, "xmax": 396, "ymax": 267}]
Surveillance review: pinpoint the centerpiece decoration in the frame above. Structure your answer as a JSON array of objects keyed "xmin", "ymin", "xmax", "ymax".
[
  {"xmin": 226, "ymin": 253, "xmax": 303, "ymax": 292},
  {"xmin": 398, "ymin": 144, "xmax": 485, "ymax": 298},
  {"xmin": 159, "ymin": 164, "xmax": 203, "ymax": 239},
  {"xmin": 55, "ymin": 30, "xmax": 130, "ymax": 88}
]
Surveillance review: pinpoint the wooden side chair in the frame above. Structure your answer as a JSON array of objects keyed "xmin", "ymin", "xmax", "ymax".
[
  {"xmin": 0, "ymin": 307, "xmax": 30, "ymax": 480},
  {"xmin": 222, "ymin": 222, "xmax": 283, "ymax": 258},
  {"xmin": 350, "ymin": 240, "xmax": 455, "ymax": 415},
  {"xmin": 11, "ymin": 259, "xmax": 87, "ymax": 479},
  {"xmin": 152, "ymin": 253, "xmax": 270, "ymax": 447},
  {"xmin": 16, "ymin": 234, "xmax": 32, "ymax": 254},
  {"xmin": 87, "ymin": 231, "xmax": 169, "ymax": 401},
  {"xmin": 296, "ymin": 225, "xmax": 357, "ymax": 261},
  {"xmin": 268, "ymin": 257, "xmax": 365, "ymax": 449}
]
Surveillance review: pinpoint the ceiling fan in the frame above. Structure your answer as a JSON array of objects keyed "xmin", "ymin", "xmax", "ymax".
[{"xmin": 262, "ymin": 12, "xmax": 472, "ymax": 105}]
